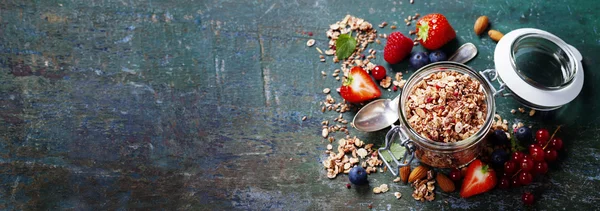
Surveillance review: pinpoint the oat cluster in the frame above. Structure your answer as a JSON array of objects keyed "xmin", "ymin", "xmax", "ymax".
[
  {"xmin": 405, "ymin": 71, "xmax": 488, "ymax": 143},
  {"xmin": 411, "ymin": 170, "xmax": 436, "ymax": 201},
  {"xmin": 322, "ymin": 137, "xmax": 383, "ymax": 179}
]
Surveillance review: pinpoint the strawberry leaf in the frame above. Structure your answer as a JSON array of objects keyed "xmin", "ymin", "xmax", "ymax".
[
  {"xmin": 417, "ymin": 23, "xmax": 429, "ymax": 42},
  {"xmin": 335, "ymin": 34, "xmax": 357, "ymax": 60}
]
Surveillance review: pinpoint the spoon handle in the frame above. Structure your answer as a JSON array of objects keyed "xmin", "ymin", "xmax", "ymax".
[{"xmin": 449, "ymin": 43, "xmax": 478, "ymax": 64}]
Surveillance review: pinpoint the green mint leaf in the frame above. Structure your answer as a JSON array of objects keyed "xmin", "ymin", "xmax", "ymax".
[
  {"xmin": 381, "ymin": 143, "xmax": 406, "ymax": 163},
  {"xmin": 335, "ymin": 34, "xmax": 357, "ymax": 60}
]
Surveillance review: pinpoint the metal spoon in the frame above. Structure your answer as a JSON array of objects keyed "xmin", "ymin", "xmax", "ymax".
[{"xmin": 352, "ymin": 43, "xmax": 478, "ymax": 132}]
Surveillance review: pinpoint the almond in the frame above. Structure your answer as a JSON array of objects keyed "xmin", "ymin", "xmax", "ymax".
[
  {"xmin": 436, "ymin": 173, "xmax": 456, "ymax": 192},
  {"xmin": 408, "ymin": 165, "xmax": 429, "ymax": 183},
  {"xmin": 488, "ymin": 30, "xmax": 504, "ymax": 42},
  {"xmin": 474, "ymin": 16, "xmax": 489, "ymax": 35},
  {"xmin": 400, "ymin": 165, "xmax": 411, "ymax": 183}
]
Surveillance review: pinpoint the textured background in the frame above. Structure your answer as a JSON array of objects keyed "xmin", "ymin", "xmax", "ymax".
[{"xmin": 0, "ymin": 0, "xmax": 598, "ymax": 210}]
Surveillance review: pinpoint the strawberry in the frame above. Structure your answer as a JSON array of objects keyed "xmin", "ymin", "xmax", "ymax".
[
  {"xmin": 383, "ymin": 32, "xmax": 413, "ymax": 64},
  {"xmin": 460, "ymin": 159, "xmax": 497, "ymax": 198},
  {"xmin": 415, "ymin": 13, "xmax": 456, "ymax": 50},
  {"xmin": 340, "ymin": 66, "xmax": 381, "ymax": 103}
]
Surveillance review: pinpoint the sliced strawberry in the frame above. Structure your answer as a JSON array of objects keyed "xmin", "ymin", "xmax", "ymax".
[
  {"xmin": 460, "ymin": 159, "xmax": 497, "ymax": 198},
  {"xmin": 340, "ymin": 66, "xmax": 381, "ymax": 103},
  {"xmin": 416, "ymin": 13, "xmax": 456, "ymax": 50}
]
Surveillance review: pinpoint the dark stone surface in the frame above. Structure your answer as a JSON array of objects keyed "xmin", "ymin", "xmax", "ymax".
[{"xmin": 0, "ymin": 0, "xmax": 598, "ymax": 210}]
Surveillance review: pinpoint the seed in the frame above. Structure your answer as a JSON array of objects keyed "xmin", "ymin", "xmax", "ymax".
[
  {"xmin": 529, "ymin": 109, "xmax": 536, "ymax": 116},
  {"xmin": 316, "ymin": 47, "xmax": 323, "ymax": 54},
  {"xmin": 413, "ymin": 41, "xmax": 418, "ymax": 46},
  {"xmin": 409, "ymin": 30, "xmax": 416, "ymax": 35},
  {"xmin": 410, "ymin": 0, "xmax": 414, "ymax": 4},
  {"xmin": 414, "ymin": 13, "xmax": 420, "ymax": 18},
  {"xmin": 511, "ymin": 109, "xmax": 516, "ymax": 114},
  {"xmin": 322, "ymin": 128, "xmax": 329, "ymax": 138},
  {"xmin": 302, "ymin": 116, "xmax": 307, "ymax": 121},
  {"xmin": 323, "ymin": 88, "xmax": 331, "ymax": 94},
  {"xmin": 406, "ymin": 22, "xmax": 411, "ymax": 26},
  {"xmin": 327, "ymin": 144, "xmax": 333, "ymax": 150},
  {"xmin": 306, "ymin": 39, "xmax": 315, "ymax": 47},
  {"xmin": 321, "ymin": 71, "xmax": 326, "ymax": 76},
  {"xmin": 390, "ymin": 25, "xmax": 397, "ymax": 29}
]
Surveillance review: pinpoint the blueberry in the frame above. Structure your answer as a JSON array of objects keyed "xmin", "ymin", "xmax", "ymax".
[
  {"xmin": 490, "ymin": 149, "xmax": 509, "ymax": 167},
  {"xmin": 409, "ymin": 52, "xmax": 430, "ymax": 69},
  {"xmin": 515, "ymin": 126, "xmax": 533, "ymax": 144},
  {"xmin": 429, "ymin": 50, "xmax": 447, "ymax": 63},
  {"xmin": 490, "ymin": 129, "xmax": 508, "ymax": 146},
  {"xmin": 348, "ymin": 166, "xmax": 368, "ymax": 185}
]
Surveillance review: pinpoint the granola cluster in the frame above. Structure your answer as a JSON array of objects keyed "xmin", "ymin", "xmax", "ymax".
[
  {"xmin": 405, "ymin": 71, "xmax": 488, "ymax": 143},
  {"xmin": 411, "ymin": 170, "xmax": 436, "ymax": 201},
  {"xmin": 322, "ymin": 15, "xmax": 382, "ymax": 83},
  {"xmin": 322, "ymin": 136, "xmax": 383, "ymax": 179}
]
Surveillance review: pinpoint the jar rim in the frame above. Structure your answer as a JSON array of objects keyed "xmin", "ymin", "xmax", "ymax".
[{"xmin": 398, "ymin": 62, "xmax": 496, "ymax": 151}]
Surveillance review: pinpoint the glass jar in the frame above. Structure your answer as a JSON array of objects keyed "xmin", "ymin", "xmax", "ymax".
[{"xmin": 399, "ymin": 62, "xmax": 496, "ymax": 168}]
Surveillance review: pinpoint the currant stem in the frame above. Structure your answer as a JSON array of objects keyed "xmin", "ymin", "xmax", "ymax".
[{"xmin": 543, "ymin": 125, "xmax": 562, "ymax": 150}]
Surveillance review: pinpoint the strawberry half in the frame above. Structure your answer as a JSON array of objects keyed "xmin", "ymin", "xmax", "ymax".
[
  {"xmin": 340, "ymin": 66, "xmax": 381, "ymax": 103},
  {"xmin": 460, "ymin": 159, "xmax": 497, "ymax": 198},
  {"xmin": 416, "ymin": 13, "xmax": 456, "ymax": 50}
]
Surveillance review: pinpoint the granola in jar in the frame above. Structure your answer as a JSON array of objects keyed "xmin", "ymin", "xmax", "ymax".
[{"xmin": 405, "ymin": 70, "xmax": 488, "ymax": 143}]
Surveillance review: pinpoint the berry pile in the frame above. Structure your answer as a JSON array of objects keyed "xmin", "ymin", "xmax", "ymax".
[{"xmin": 486, "ymin": 126, "xmax": 563, "ymax": 205}]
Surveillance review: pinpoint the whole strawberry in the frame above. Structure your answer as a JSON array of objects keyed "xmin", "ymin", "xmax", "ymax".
[
  {"xmin": 384, "ymin": 32, "xmax": 413, "ymax": 64},
  {"xmin": 416, "ymin": 13, "xmax": 456, "ymax": 50}
]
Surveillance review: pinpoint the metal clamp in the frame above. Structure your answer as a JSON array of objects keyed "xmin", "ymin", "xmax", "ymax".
[
  {"xmin": 378, "ymin": 124, "xmax": 416, "ymax": 176},
  {"xmin": 480, "ymin": 69, "xmax": 511, "ymax": 97}
]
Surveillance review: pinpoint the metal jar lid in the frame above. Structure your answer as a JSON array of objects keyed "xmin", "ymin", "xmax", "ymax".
[{"xmin": 491, "ymin": 28, "xmax": 584, "ymax": 110}]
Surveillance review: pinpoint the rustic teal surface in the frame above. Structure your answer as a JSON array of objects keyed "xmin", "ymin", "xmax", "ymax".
[{"xmin": 0, "ymin": 0, "xmax": 599, "ymax": 210}]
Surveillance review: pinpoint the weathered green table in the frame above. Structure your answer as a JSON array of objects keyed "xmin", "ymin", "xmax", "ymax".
[{"xmin": 0, "ymin": 0, "xmax": 599, "ymax": 210}]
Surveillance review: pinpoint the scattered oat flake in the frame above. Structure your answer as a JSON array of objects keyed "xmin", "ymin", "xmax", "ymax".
[
  {"xmin": 529, "ymin": 109, "xmax": 536, "ymax": 116},
  {"xmin": 357, "ymin": 148, "xmax": 368, "ymax": 158},
  {"xmin": 394, "ymin": 192, "xmax": 402, "ymax": 199},
  {"xmin": 518, "ymin": 107, "xmax": 525, "ymax": 113},
  {"xmin": 306, "ymin": 39, "xmax": 316, "ymax": 47}
]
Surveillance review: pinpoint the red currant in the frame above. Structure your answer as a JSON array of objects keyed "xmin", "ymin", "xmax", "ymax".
[
  {"xmin": 529, "ymin": 144, "xmax": 545, "ymax": 162},
  {"xmin": 504, "ymin": 160, "xmax": 518, "ymax": 174},
  {"xmin": 520, "ymin": 157, "xmax": 534, "ymax": 172},
  {"xmin": 511, "ymin": 176, "xmax": 521, "ymax": 187},
  {"xmin": 511, "ymin": 151, "xmax": 524, "ymax": 161},
  {"xmin": 548, "ymin": 137, "xmax": 563, "ymax": 150},
  {"xmin": 449, "ymin": 168, "xmax": 462, "ymax": 181},
  {"xmin": 522, "ymin": 192, "xmax": 535, "ymax": 205},
  {"xmin": 371, "ymin": 65, "xmax": 387, "ymax": 81},
  {"xmin": 534, "ymin": 161, "xmax": 548, "ymax": 175},
  {"xmin": 519, "ymin": 171, "xmax": 533, "ymax": 185},
  {"xmin": 499, "ymin": 177, "xmax": 510, "ymax": 189},
  {"xmin": 536, "ymin": 128, "xmax": 550, "ymax": 145},
  {"xmin": 545, "ymin": 149, "xmax": 558, "ymax": 162}
]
